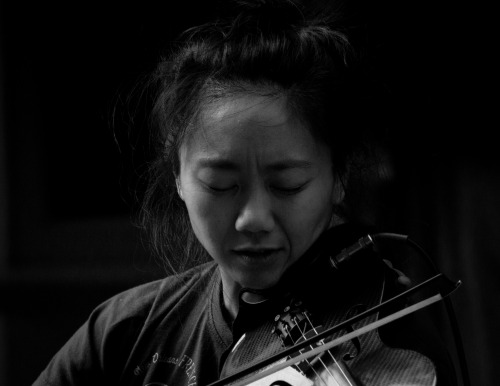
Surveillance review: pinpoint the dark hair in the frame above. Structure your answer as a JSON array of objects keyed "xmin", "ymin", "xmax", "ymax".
[{"xmin": 140, "ymin": 0, "xmax": 384, "ymax": 274}]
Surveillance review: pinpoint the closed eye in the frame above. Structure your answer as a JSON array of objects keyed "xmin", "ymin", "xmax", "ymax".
[
  {"xmin": 207, "ymin": 185, "xmax": 237, "ymax": 193},
  {"xmin": 272, "ymin": 183, "xmax": 308, "ymax": 195}
]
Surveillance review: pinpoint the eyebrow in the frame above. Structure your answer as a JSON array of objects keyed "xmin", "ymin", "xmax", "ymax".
[
  {"xmin": 196, "ymin": 158, "xmax": 313, "ymax": 172},
  {"xmin": 266, "ymin": 160, "xmax": 313, "ymax": 172},
  {"xmin": 196, "ymin": 158, "xmax": 239, "ymax": 171}
]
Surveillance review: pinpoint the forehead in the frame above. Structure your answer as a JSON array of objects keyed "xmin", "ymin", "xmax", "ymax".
[
  {"xmin": 204, "ymin": 92, "xmax": 291, "ymax": 129},
  {"xmin": 180, "ymin": 93, "xmax": 327, "ymax": 164}
]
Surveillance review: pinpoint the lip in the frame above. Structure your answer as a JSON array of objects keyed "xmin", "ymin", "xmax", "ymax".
[
  {"xmin": 232, "ymin": 247, "xmax": 283, "ymax": 261},
  {"xmin": 233, "ymin": 246, "xmax": 282, "ymax": 254}
]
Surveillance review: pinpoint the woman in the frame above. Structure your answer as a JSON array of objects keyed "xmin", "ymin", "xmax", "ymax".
[{"xmin": 34, "ymin": 0, "xmax": 457, "ymax": 385}]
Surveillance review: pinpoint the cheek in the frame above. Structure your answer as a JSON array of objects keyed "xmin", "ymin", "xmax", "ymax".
[
  {"xmin": 283, "ymin": 181, "xmax": 334, "ymax": 259},
  {"xmin": 183, "ymin": 190, "xmax": 233, "ymax": 254}
]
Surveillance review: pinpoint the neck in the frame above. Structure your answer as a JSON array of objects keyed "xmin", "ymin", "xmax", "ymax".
[
  {"xmin": 219, "ymin": 269, "xmax": 276, "ymax": 322},
  {"xmin": 219, "ymin": 269, "xmax": 241, "ymax": 321}
]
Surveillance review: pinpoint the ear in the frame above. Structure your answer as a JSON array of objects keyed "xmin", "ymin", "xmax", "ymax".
[
  {"xmin": 329, "ymin": 179, "xmax": 346, "ymax": 228},
  {"xmin": 175, "ymin": 175, "xmax": 184, "ymax": 201},
  {"xmin": 331, "ymin": 178, "xmax": 345, "ymax": 206}
]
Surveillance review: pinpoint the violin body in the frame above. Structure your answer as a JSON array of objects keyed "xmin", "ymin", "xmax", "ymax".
[{"xmin": 219, "ymin": 231, "xmax": 437, "ymax": 386}]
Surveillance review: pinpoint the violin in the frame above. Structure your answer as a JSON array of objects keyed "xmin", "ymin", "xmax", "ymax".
[{"xmin": 207, "ymin": 226, "xmax": 462, "ymax": 386}]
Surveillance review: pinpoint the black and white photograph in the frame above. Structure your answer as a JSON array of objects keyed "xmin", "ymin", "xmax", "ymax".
[{"xmin": 0, "ymin": 0, "xmax": 497, "ymax": 385}]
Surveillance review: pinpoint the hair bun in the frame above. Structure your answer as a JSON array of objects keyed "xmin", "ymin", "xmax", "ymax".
[
  {"xmin": 232, "ymin": 0, "xmax": 302, "ymax": 9},
  {"xmin": 218, "ymin": 0, "xmax": 306, "ymax": 25}
]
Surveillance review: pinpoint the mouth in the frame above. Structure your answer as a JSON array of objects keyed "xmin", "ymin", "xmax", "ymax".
[{"xmin": 232, "ymin": 248, "xmax": 282, "ymax": 262}]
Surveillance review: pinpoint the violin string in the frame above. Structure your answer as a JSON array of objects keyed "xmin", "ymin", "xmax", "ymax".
[
  {"xmin": 296, "ymin": 346, "xmax": 329, "ymax": 386},
  {"xmin": 297, "ymin": 332, "xmax": 344, "ymax": 386},
  {"xmin": 291, "ymin": 320, "xmax": 326, "ymax": 385},
  {"xmin": 303, "ymin": 313, "xmax": 355, "ymax": 386},
  {"xmin": 306, "ymin": 315, "xmax": 353, "ymax": 386},
  {"xmin": 289, "ymin": 317, "xmax": 330, "ymax": 386},
  {"xmin": 283, "ymin": 308, "xmax": 354, "ymax": 386}
]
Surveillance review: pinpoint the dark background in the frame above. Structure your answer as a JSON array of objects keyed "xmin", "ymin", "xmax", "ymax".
[{"xmin": 0, "ymin": 0, "xmax": 498, "ymax": 385}]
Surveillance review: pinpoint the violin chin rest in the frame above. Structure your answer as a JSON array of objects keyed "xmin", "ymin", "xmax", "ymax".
[{"xmin": 243, "ymin": 365, "xmax": 313, "ymax": 386}]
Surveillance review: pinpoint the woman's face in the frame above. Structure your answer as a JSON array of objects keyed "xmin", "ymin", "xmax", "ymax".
[{"xmin": 177, "ymin": 92, "xmax": 340, "ymax": 292}]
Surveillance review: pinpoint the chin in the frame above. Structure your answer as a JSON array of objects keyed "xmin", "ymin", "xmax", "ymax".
[{"xmin": 239, "ymin": 272, "xmax": 281, "ymax": 291}]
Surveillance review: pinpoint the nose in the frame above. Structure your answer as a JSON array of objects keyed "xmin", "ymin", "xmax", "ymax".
[{"xmin": 235, "ymin": 186, "xmax": 275, "ymax": 234}]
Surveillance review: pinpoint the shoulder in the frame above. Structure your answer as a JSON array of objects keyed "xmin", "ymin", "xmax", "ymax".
[
  {"xmin": 94, "ymin": 261, "xmax": 219, "ymax": 328},
  {"xmin": 33, "ymin": 262, "xmax": 220, "ymax": 385}
]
